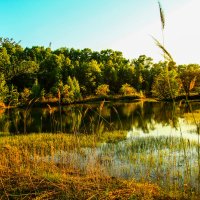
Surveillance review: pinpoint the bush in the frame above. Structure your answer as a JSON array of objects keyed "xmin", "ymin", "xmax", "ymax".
[
  {"xmin": 20, "ymin": 88, "xmax": 31, "ymax": 103},
  {"xmin": 120, "ymin": 84, "xmax": 137, "ymax": 96},
  {"xmin": 152, "ymin": 69, "xmax": 181, "ymax": 100},
  {"xmin": 95, "ymin": 84, "xmax": 110, "ymax": 96}
]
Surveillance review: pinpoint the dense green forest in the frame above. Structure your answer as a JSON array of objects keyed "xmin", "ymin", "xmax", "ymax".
[{"xmin": 0, "ymin": 37, "xmax": 200, "ymax": 106}]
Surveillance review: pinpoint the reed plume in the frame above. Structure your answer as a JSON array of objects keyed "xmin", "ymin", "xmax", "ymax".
[
  {"xmin": 158, "ymin": 1, "xmax": 165, "ymax": 30},
  {"xmin": 189, "ymin": 76, "xmax": 196, "ymax": 91},
  {"xmin": 152, "ymin": 36, "xmax": 174, "ymax": 62}
]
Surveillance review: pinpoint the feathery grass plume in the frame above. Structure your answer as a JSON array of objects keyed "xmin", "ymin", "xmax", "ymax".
[
  {"xmin": 189, "ymin": 76, "xmax": 196, "ymax": 91},
  {"xmin": 99, "ymin": 100, "xmax": 105, "ymax": 112},
  {"xmin": 152, "ymin": 36, "xmax": 174, "ymax": 62},
  {"xmin": 158, "ymin": 1, "xmax": 165, "ymax": 30},
  {"xmin": 57, "ymin": 89, "xmax": 61, "ymax": 102},
  {"xmin": 47, "ymin": 104, "xmax": 52, "ymax": 112}
]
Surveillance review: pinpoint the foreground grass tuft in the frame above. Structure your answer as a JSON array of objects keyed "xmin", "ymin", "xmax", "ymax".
[{"xmin": 0, "ymin": 171, "xmax": 171, "ymax": 200}]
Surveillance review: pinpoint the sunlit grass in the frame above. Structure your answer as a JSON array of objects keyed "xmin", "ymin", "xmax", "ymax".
[
  {"xmin": 0, "ymin": 131, "xmax": 200, "ymax": 199},
  {"xmin": 0, "ymin": 132, "xmax": 170, "ymax": 199}
]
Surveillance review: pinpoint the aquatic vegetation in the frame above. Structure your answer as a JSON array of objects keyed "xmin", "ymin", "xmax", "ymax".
[{"xmin": 0, "ymin": 127, "xmax": 200, "ymax": 199}]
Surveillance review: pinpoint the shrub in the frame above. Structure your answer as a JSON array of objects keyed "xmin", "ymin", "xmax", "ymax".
[
  {"xmin": 95, "ymin": 84, "xmax": 110, "ymax": 96},
  {"xmin": 152, "ymin": 69, "xmax": 181, "ymax": 100},
  {"xmin": 20, "ymin": 88, "xmax": 31, "ymax": 103},
  {"xmin": 120, "ymin": 84, "xmax": 137, "ymax": 95}
]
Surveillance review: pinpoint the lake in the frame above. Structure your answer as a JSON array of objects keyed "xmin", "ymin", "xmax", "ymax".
[{"xmin": 0, "ymin": 100, "xmax": 200, "ymax": 135}]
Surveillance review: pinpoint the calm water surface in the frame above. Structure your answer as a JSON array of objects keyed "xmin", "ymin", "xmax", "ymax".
[{"xmin": 0, "ymin": 101, "xmax": 200, "ymax": 136}]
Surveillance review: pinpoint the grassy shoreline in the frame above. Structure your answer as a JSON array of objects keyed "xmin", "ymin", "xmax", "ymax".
[
  {"xmin": 1, "ymin": 133, "xmax": 199, "ymax": 199},
  {"xmin": 0, "ymin": 133, "xmax": 162, "ymax": 199},
  {"xmin": 1, "ymin": 93, "xmax": 200, "ymax": 110}
]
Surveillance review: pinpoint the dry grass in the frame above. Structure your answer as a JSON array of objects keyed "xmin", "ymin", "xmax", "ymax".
[
  {"xmin": 0, "ymin": 170, "xmax": 168, "ymax": 200},
  {"xmin": 0, "ymin": 133, "xmax": 198, "ymax": 199},
  {"xmin": 0, "ymin": 133, "xmax": 160, "ymax": 199}
]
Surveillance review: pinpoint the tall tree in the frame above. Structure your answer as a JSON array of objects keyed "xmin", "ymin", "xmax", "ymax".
[
  {"xmin": 38, "ymin": 54, "xmax": 62, "ymax": 91},
  {"xmin": 178, "ymin": 64, "xmax": 200, "ymax": 97},
  {"xmin": 0, "ymin": 74, "xmax": 9, "ymax": 103}
]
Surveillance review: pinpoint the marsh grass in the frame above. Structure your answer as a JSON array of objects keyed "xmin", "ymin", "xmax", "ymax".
[
  {"xmin": 1, "ymin": 129, "xmax": 200, "ymax": 199},
  {"xmin": 0, "ymin": 132, "xmax": 173, "ymax": 200}
]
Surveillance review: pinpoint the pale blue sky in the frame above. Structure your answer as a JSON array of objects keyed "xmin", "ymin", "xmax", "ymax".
[{"xmin": 0, "ymin": 0, "xmax": 199, "ymax": 64}]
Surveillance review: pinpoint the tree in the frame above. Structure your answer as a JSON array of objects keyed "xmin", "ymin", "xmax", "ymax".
[
  {"xmin": 178, "ymin": 64, "xmax": 200, "ymax": 97},
  {"xmin": 117, "ymin": 63, "xmax": 135, "ymax": 88},
  {"xmin": 0, "ymin": 38, "xmax": 25, "ymax": 80},
  {"xmin": 77, "ymin": 60, "xmax": 101, "ymax": 95},
  {"xmin": 0, "ymin": 74, "xmax": 9, "ymax": 103},
  {"xmin": 61, "ymin": 57, "xmax": 75, "ymax": 84},
  {"xmin": 70, "ymin": 77, "xmax": 81, "ymax": 100},
  {"xmin": 61, "ymin": 76, "xmax": 82, "ymax": 103},
  {"xmin": 20, "ymin": 88, "xmax": 31, "ymax": 104},
  {"xmin": 132, "ymin": 55, "xmax": 154, "ymax": 93},
  {"xmin": 31, "ymin": 79, "xmax": 41, "ymax": 98},
  {"xmin": 38, "ymin": 54, "xmax": 62, "ymax": 91},
  {"xmin": 23, "ymin": 46, "xmax": 51, "ymax": 63},
  {"xmin": 10, "ymin": 60, "xmax": 39, "ymax": 90},
  {"xmin": 8, "ymin": 85, "xmax": 19, "ymax": 106},
  {"xmin": 0, "ymin": 47, "xmax": 10, "ymax": 79},
  {"xmin": 101, "ymin": 60, "xmax": 118, "ymax": 93},
  {"xmin": 152, "ymin": 68, "xmax": 181, "ymax": 100}
]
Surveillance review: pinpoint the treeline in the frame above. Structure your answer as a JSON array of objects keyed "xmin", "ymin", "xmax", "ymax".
[{"xmin": 0, "ymin": 37, "xmax": 200, "ymax": 106}]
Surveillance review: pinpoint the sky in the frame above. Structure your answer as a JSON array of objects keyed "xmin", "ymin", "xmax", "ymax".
[{"xmin": 0, "ymin": 0, "xmax": 199, "ymax": 64}]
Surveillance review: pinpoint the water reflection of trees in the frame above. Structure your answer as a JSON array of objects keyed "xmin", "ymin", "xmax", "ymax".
[
  {"xmin": 1, "ymin": 101, "xmax": 200, "ymax": 134},
  {"xmin": 151, "ymin": 102, "xmax": 180, "ymax": 128}
]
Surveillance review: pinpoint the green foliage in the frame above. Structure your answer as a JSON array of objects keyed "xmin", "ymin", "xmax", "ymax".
[
  {"xmin": 77, "ymin": 60, "xmax": 102, "ymax": 95},
  {"xmin": 0, "ymin": 74, "xmax": 9, "ymax": 103},
  {"xmin": 132, "ymin": 55, "xmax": 154, "ymax": 93},
  {"xmin": 8, "ymin": 85, "xmax": 19, "ymax": 106},
  {"xmin": 178, "ymin": 64, "xmax": 200, "ymax": 96},
  {"xmin": 0, "ymin": 37, "xmax": 198, "ymax": 105},
  {"xmin": 0, "ymin": 47, "xmax": 11, "ymax": 79},
  {"xmin": 95, "ymin": 84, "xmax": 110, "ymax": 96},
  {"xmin": 62, "ymin": 76, "xmax": 82, "ymax": 103},
  {"xmin": 120, "ymin": 83, "xmax": 137, "ymax": 96},
  {"xmin": 62, "ymin": 84, "xmax": 72, "ymax": 103},
  {"xmin": 152, "ymin": 68, "xmax": 181, "ymax": 100},
  {"xmin": 31, "ymin": 79, "xmax": 41, "ymax": 98},
  {"xmin": 40, "ymin": 88, "xmax": 46, "ymax": 101},
  {"xmin": 38, "ymin": 54, "xmax": 62, "ymax": 91},
  {"xmin": 20, "ymin": 88, "xmax": 31, "ymax": 103}
]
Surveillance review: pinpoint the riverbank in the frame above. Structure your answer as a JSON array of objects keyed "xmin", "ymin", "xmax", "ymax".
[
  {"xmin": 1, "ymin": 94, "xmax": 144, "ymax": 109},
  {"xmin": 1, "ymin": 93, "xmax": 200, "ymax": 110}
]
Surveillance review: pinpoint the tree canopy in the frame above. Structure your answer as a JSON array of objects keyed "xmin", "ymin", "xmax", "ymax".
[{"xmin": 0, "ymin": 37, "xmax": 199, "ymax": 106}]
